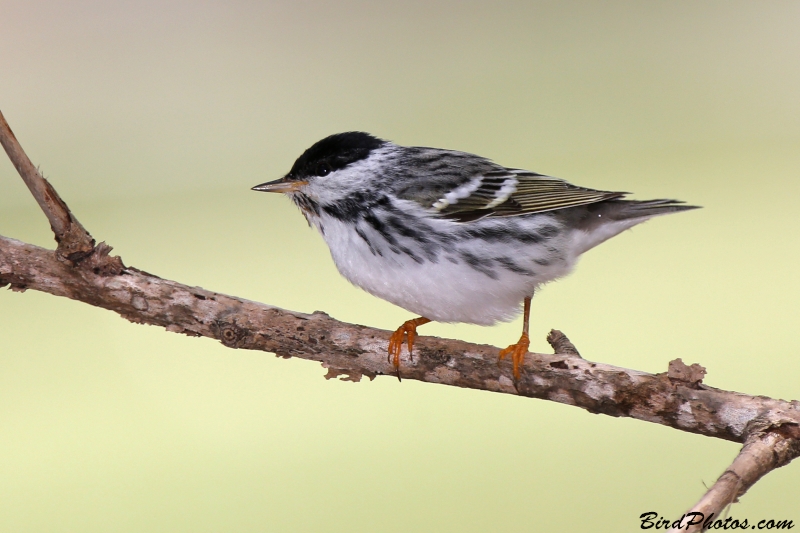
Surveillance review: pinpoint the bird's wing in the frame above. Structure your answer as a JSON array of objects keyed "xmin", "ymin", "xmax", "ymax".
[
  {"xmin": 403, "ymin": 172, "xmax": 624, "ymax": 224},
  {"xmin": 391, "ymin": 149, "xmax": 625, "ymax": 222}
]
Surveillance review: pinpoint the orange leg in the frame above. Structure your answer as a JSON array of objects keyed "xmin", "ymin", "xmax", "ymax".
[
  {"xmin": 499, "ymin": 296, "xmax": 532, "ymax": 380},
  {"xmin": 388, "ymin": 317, "xmax": 432, "ymax": 372}
]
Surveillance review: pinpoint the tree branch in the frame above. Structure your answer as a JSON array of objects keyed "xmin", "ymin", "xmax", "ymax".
[
  {"xmin": 669, "ymin": 419, "xmax": 800, "ymax": 532},
  {"xmin": 0, "ymin": 109, "xmax": 95, "ymax": 261},
  {"xmin": 3, "ymin": 234, "xmax": 799, "ymax": 444},
  {"xmin": 2, "ymin": 108, "xmax": 798, "ymax": 525}
]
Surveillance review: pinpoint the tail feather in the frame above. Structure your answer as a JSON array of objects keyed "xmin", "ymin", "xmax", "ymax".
[
  {"xmin": 568, "ymin": 199, "xmax": 700, "ymax": 255},
  {"xmin": 591, "ymin": 199, "xmax": 700, "ymax": 221}
]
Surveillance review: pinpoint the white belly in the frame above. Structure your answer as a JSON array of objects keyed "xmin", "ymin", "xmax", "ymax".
[{"xmin": 313, "ymin": 213, "xmax": 578, "ymax": 325}]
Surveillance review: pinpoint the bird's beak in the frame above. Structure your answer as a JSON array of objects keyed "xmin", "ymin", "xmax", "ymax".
[{"xmin": 251, "ymin": 177, "xmax": 308, "ymax": 193}]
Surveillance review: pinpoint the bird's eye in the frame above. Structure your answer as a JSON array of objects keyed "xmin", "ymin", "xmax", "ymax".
[{"xmin": 316, "ymin": 162, "xmax": 332, "ymax": 177}]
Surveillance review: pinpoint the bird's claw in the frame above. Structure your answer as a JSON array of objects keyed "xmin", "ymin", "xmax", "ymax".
[
  {"xmin": 499, "ymin": 332, "xmax": 530, "ymax": 380},
  {"xmin": 388, "ymin": 320, "xmax": 418, "ymax": 369},
  {"xmin": 387, "ymin": 317, "xmax": 431, "ymax": 375}
]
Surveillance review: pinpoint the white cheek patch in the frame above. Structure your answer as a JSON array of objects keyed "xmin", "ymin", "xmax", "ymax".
[
  {"xmin": 306, "ymin": 147, "xmax": 396, "ymax": 205},
  {"xmin": 308, "ymin": 168, "xmax": 361, "ymax": 205}
]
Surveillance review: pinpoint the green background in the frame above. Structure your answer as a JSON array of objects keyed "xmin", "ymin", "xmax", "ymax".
[{"xmin": 2, "ymin": 1, "xmax": 799, "ymax": 531}]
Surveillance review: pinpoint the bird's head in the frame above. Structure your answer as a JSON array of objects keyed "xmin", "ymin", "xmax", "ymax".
[{"xmin": 252, "ymin": 132, "xmax": 389, "ymax": 215}]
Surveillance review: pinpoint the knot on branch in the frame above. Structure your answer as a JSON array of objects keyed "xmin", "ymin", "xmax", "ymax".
[
  {"xmin": 215, "ymin": 321, "xmax": 251, "ymax": 348},
  {"xmin": 46, "ymin": 180, "xmax": 96, "ymax": 262},
  {"xmin": 744, "ymin": 416, "xmax": 800, "ymax": 469},
  {"xmin": 55, "ymin": 224, "xmax": 96, "ymax": 262},
  {"xmin": 77, "ymin": 242, "xmax": 126, "ymax": 276}
]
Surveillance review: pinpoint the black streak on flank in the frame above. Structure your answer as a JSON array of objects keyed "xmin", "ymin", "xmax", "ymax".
[
  {"xmin": 538, "ymin": 225, "xmax": 560, "ymax": 238},
  {"xmin": 363, "ymin": 212, "xmax": 399, "ymax": 247},
  {"xmin": 355, "ymin": 226, "xmax": 382, "ymax": 257},
  {"xmin": 461, "ymin": 223, "xmax": 561, "ymax": 245},
  {"xmin": 399, "ymin": 245, "xmax": 424, "ymax": 264},
  {"xmin": 494, "ymin": 256, "xmax": 535, "ymax": 276},
  {"xmin": 364, "ymin": 214, "xmax": 423, "ymax": 263},
  {"xmin": 463, "ymin": 226, "xmax": 545, "ymax": 245},
  {"xmin": 460, "ymin": 251, "xmax": 499, "ymax": 280},
  {"xmin": 324, "ymin": 192, "xmax": 441, "ymax": 264},
  {"xmin": 385, "ymin": 216, "xmax": 440, "ymax": 263},
  {"xmin": 385, "ymin": 216, "xmax": 423, "ymax": 240}
]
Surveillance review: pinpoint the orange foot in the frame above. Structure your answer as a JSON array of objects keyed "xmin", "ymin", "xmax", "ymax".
[
  {"xmin": 387, "ymin": 317, "xmax": 431, "ymax": 371},
  {"xmin": 499, "ymin": 332, "xmax": 530, "ymax": 380}
]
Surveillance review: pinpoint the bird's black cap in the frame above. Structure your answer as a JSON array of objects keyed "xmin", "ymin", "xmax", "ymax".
[{"xmin": 287, "ymin": 132, "xmax": 386, "ymax": 179}]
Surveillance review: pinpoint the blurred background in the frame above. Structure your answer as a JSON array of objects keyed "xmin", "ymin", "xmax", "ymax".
[{"xmin": 1, "ymin": 1, "xmax": 799, "ymax": 531}]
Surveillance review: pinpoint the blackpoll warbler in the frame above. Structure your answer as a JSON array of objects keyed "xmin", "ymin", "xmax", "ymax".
[{"xmin": 253, "ymin": 132, "xmax": 698, "ymax": 378}]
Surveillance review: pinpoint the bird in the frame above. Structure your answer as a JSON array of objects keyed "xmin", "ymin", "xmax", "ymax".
[{"xmin": 252, "ymin": 132, "xmax": 698, "ymax": 379}]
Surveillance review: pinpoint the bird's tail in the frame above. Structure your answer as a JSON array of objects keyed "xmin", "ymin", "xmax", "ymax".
[
  {"xmin": 591, "ymin": 199, "xmax": 701, "ymax": 221},
  {"xmin": 570, "ymin": 199, "xmax": 700, "ymax": 255}
]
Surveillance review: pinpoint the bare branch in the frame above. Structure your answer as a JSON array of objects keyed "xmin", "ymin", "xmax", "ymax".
[
  {"xmin": 3, "ymin": 234, "xmax": 799, "ymax": 447},
  {"xmin": 0, "ymin": 108, "xmax": 95, "ymax": 261},
  {"xmin": 669, "ymin": 419, "xmax": 800, "ymax": 532}
]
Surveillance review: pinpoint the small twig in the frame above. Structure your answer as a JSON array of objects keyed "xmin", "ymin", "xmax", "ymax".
[
  {"xmin": 546, "ymin": 329, "xmax": 581, "ymax": 357},
  {"xmin": 0, "ymin": 108, "xmax": 95, "ymax": 261},
  {"xmin": 668, "ymin": 418, "xmax": 800, "ymax": 532}
]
